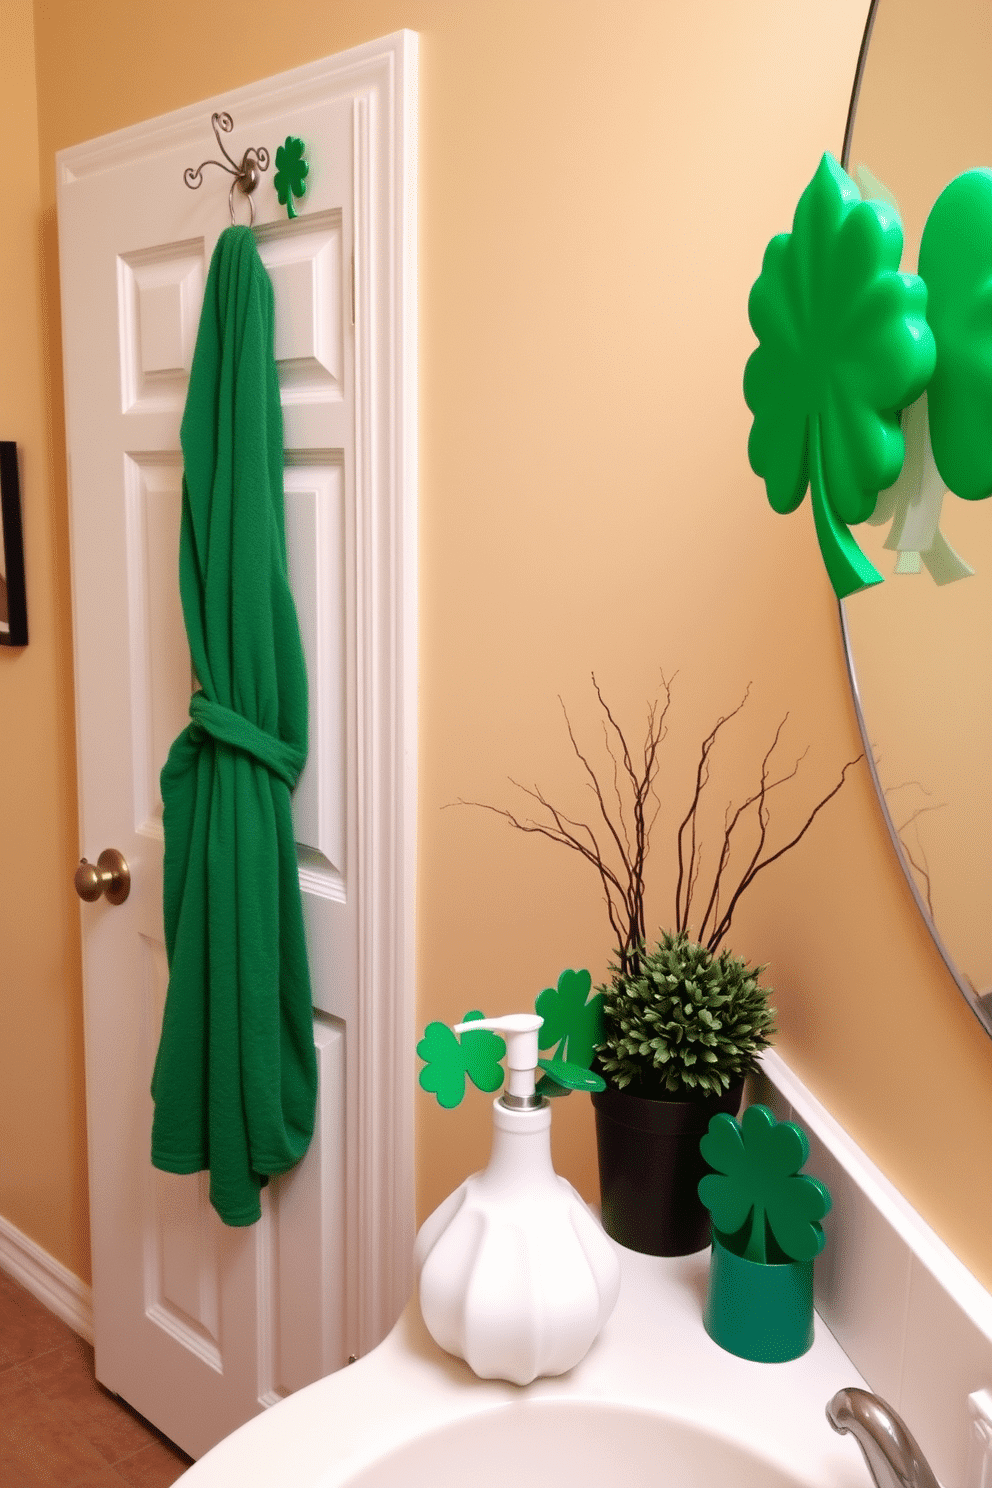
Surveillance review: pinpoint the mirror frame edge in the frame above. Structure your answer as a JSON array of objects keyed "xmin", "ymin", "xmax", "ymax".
[{"xmin": 838, "ymin": 0, "xmax": 992, "ymax": 1041}]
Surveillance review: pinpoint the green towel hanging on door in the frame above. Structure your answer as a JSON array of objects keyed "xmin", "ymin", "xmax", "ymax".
[{"xmin": 151, "ymin": 225, "xmax": 318, "ymax": 1227}]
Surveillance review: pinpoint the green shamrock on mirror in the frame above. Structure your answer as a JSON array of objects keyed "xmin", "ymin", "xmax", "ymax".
[
  {"xmin": 849, "ymin": 164, "xmax": 992, "ymax": 584},
  {"xmin": 274, "ymin": 136, "xmax": 308, "ymax": 220},
  {"xmin": 919, "ymin": 168, "xmax": 992, "ymax": 506},
  {"xmin": 698, "ymin": 1104, "xmax": 830, "ymax": 1264},
  {"xmin": 417, "ymin": 969, "xmax": 606, "ymax": 1108},
  {"xmin": 745, "ymin": 152, "xmax": 935, "ymax": 600}
]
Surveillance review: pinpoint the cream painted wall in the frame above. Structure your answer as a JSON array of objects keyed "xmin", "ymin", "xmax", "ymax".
[
  {"xmin": 0, "ymin": 0, "xmax": 89, "ymax": 1280},
  {"xmin": 9, "ymin": 0, "xmax": 991, "ymax": 1295}
]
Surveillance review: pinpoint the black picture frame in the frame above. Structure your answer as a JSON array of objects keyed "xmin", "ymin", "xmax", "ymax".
[{"xmin": 0, "ymin": 442, "xmax": 28, "ymax": 647}]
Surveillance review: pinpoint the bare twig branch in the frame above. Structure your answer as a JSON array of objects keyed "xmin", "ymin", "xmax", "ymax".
[
  {"xmin": 450, "ymin": 676, "xmax": 861, "ymax": 973},
  {"xmin": 706, "ymin": 756, "xmax": 862, "ymax": 950},
  {"xmin": 604, "ymin": 718, "xmax": 633, "ymax": 863},
  {"xmin": 885, "ymin": 786, "xmax": 945, "ymax": 922},
  {"xmin": 674, "ymin": 687, "xmax": 751, "ymax": 934},
  {"xmin": 885, "ymin": 778, "xmax": 935, "ymax": 799},
  {"xmin": 893, "ymin": 801, "xmax": 944, "ymax": 834},
  {"xmin": 454, "ymin": 794, "xmax": 631, "ymax": 955},
  {"xmin": 592, "ymin": 673, "xmax": 673, "ymax": 956},
  {"xmin": 559, "ymin": 697, "xmax": 635, "ymax": 902},
  {"xmin": 696, "ymin": 719, "xmax": 807, "ymax": 946},
  {"xmin": 897, "ymin": 830, "xmax": 935, "ymax": 919}
]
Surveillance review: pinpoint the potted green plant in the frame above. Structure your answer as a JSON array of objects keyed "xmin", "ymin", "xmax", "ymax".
[
  {"xmin": 593, "ymin": 931, "xmax": 772, "ymax": 1254},
  {"xmin": 463, "ymin": 674, "xmax": 859, "ymax": 1256}
]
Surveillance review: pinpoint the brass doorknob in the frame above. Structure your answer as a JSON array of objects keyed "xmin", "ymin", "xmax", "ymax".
[{"xmin": 74, "ymin": 849, "xmax": 130, "ymax": 906}]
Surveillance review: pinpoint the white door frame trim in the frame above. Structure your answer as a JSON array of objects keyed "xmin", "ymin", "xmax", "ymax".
[{"xmin": 57, "ymin": 30, "xmax": 418, "ymax": 1359}]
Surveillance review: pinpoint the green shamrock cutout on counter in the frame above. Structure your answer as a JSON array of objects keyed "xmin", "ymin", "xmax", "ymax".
[
  {"xmin": 536, "ymin": 968, "xmax": 604, "ymax": 1068},
  {"xmin": 416, "ymin": 972, "xmax": 608, "ymax": 1105},
  {"xmin": 744, "ymin": 152, "xmax": 935, "ymax": 599},
  {"xmin": 918, "ymin": 169, "xmax": 992, "ymax": 504},
  {"xmin": 698, "ymin": 1104, "xmax": 831, "ymax": 1264},
  {"xmin": 274, "ymin": 136, "xmax": 308, "ymax": 220},
  {"xmin": 417, "ymin": 1010, "xmax": 506, "ymax": 1109},
  {"xmin": 535, "ymin": 968, "xmax": 605, "ymax": 1097}
]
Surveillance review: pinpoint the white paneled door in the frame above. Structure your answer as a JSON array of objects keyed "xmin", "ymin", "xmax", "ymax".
[{"xmin": 56, "ymin": 36, "xmax": 417, "ymax": 1460}]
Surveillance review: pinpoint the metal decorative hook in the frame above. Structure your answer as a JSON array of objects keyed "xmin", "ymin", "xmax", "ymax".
[{"xmin": 183, "ymin": 112, "xmax": 270, "ymax": 226}]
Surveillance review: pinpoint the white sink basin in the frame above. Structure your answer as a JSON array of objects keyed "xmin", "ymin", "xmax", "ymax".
[
  {"xmin": 341, "ymin": 1399, "xmax": 816, "ymax": 1488},
  {"xmin": 180, "ymin": 1245, "xmax": 871, "ymax": 1488}
]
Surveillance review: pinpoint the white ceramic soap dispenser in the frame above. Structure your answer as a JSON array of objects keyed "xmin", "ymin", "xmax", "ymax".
[{"xmin": 413, "ymin": 1013, "xmax": 621, "ymax": 1386}]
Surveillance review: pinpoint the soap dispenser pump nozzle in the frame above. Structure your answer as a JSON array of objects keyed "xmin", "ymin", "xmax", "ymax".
[{"xmin": 452, "ymin": 1013, "xmax": 543, "ymax": 1106}]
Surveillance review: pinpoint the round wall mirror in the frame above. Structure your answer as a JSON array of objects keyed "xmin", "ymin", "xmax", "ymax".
[{"xmin": 842, "ymin": 0, "xmax": 992, "ymax": 1035}]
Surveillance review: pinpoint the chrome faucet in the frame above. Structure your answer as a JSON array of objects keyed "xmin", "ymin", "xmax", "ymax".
[{"xmin": 827, "ymin": 1388, "xmax": 940, "ymax": 1488}]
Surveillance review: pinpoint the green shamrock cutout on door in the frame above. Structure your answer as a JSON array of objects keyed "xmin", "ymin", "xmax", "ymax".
[
  {"xmin": 417, "ymin": 1010, "xmax": 506, "ymax": 1108},
  {"xmin": 698, "ymin": 1104, "xmax": 830, "ymax": 1263},
  {"xmin": 274, "ymin": 136, "xmax": 308, "ymax": 220},
  {"xmin": 918, "ymin": 169, "xmax": 992, "ymax": 504},
  {"xmin": 744, "ymin": 152, "xmax": 935, "ymax": 599}
]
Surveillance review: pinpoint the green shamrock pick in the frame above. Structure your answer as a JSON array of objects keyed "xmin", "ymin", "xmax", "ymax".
[
  {"xmin": 744, "ymin": 152, "xmax": 935, "ymax": 599},
  {"xmin": 417, "ymin": 1010, "xmax": 506, "ymax": 1109},
  {"xmin": 698, "ymin": 1104, "xmax": 830, "ymax": 1264},
  {"xmin": 535, "ymin": 968, "xmax": 604, "ymax": 1068},
  {"xmin": 536, "ymin": 1056, "xmax": 605, "ymax": 1097},
  {"xmin": 274, "ymin": 136, "xmax": 308, "ymax": 220},
  {"xmin": 534, "ymin": 968, "xmax": 605, "ymax": 1097},
  {"xmin": 918, "ymin": 169, "xmax": 992, "ymax": 504}
]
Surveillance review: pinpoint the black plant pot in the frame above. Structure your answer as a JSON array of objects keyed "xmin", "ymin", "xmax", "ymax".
[{"xmin": 591, "ymin": 1078, "xmax": 745, "ymax": 1256}]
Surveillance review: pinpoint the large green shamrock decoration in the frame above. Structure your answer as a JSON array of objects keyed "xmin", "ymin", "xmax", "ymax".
[
  {"xmin": 918, "ymin": 169, "xmax": 992, "ymax": 504},
  {"xmin": 698, "ymin": 1104, "xmax": 830, "ymax": 1264},
  {"xmin": 744, "ymin": 152, "xmax": 935, "ymax": 600},
  {"xmin": 274, "ymin": 136, "xmax": 308, "ymax": 220},
  {"xmin": 417, "ymin": 1010, "xmax": 506, "ymax": 1109}
]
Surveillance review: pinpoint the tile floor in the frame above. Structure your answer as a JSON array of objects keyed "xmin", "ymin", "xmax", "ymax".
[{"xmin": 0, "ymin": 1267, "xmax": 193, "ymax": 1486}]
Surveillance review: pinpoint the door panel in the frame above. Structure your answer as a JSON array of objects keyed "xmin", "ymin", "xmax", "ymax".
[
  {"xmin": 123, "ymin": 453, "xmax": 188, "ymax": 826},
  {"xmin": 285, "ymin": 461, "xmax": 347, "ymax": 880},
  {"xmin": 58, "ymin": 35, "xmax": 416, "ymax": 1460},
  {"xmin": 265, "ymin": 1014, "xmax": 346, "ymax": 1401}
]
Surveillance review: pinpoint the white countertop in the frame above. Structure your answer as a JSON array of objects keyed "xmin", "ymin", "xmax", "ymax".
[{"xmin": 180, "ymin": 1241, "xmax": 873, "ymax": 1486}]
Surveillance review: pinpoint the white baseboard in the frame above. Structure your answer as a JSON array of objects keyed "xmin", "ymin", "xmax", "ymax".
[{"xmin": 0, "ymin": 1212, "xmax": 93, "ymax": 1343}]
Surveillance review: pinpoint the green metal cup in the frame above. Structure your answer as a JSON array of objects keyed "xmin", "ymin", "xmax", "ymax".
[{"xmin": 703, "ymin": 1230, "xmax": 815, "ymax": 1363}]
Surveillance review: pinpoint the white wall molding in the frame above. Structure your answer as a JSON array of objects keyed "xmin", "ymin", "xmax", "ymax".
[
  {"xmin": 345, "ymin": 28, "xmax": 418, "ymax": 1354},
  {"xmin": 756, "ymin": 1050, "xmax": 992, "ymax": 1488},
  {"xmin": 0, "ymin": 1212, "xmax": 93, "ymax": 1343}
]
